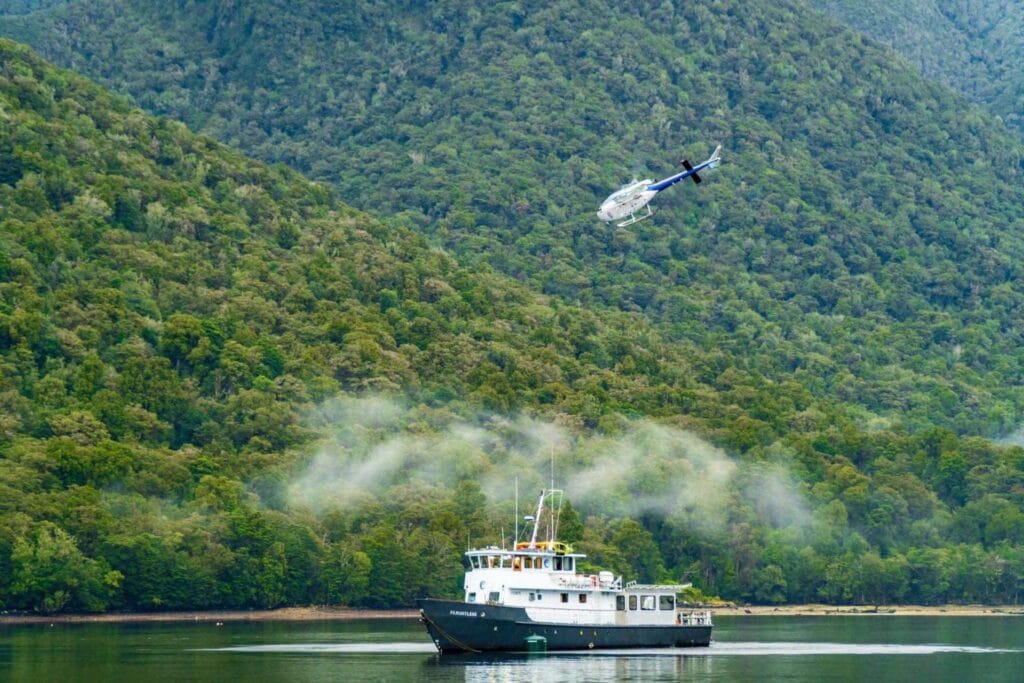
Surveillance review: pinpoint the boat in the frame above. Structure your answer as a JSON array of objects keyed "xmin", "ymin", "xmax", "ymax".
[{"xmin": 418, "ymin": 489, "xmax": 712, "ymax": 653}]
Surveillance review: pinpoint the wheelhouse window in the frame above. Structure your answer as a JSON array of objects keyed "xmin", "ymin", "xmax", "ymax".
[
  {"xmin": 579, "ymin": 593, "xmax": 587, "ymax": 604},
  {"xmin": 554, "ymin": 557, "xmax": 563, "ymax": 571},
  {"xmin": 659, "ymin": 595, "xmax": 675, "ymax": 611},
  {"xmin": 561, "ymin": 593, "xmax": 569, "ymax": 603},
  {"xmin": 628, "ymin": 595, "xmax": 638, "ymax": 610},
  {"xmin": 616, "ymin": 595, "xmax": 626, "ymax": 611},
  {"xmin": 641, "ymin": 595, "xmax": 656, "ymax": 610}
]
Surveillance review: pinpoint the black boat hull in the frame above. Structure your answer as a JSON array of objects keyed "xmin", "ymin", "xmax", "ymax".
[{"xmin": 418, "ymin": 598, "xmax": 712, "ymax": 653}]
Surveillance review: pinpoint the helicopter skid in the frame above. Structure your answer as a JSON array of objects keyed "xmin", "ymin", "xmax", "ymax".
[{"xmin": 616, "ymin": 205, "xmax": 653, "ymax": 227}]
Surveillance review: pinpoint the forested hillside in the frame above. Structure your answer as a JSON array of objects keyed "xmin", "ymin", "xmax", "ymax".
[
  {"xmin": 3, "ymin": 0, "xmax": 1024, "ymax": 439},
  {"xmin": 2, "ymin": 37, "xmax": 1024, "ymax": 612},
  {"xmin": 0, "ymin": 1, "xmax": 65, "ymax": 15},
  {"xmin": 810, "ymin": 0, "xmax": 1024, "ymax": 133},
  {"xmin": 2, "ymin": 2, "xmax": 1024, "ymax": 613},
  {"xmin": 0, "ymin": 37, "xmax": 781, "ymax": 611}
]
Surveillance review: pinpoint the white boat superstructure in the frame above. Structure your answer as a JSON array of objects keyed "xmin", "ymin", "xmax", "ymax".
[{"xmin": 461, "ymin": 490, "xmax": 711, "ymax": 628}]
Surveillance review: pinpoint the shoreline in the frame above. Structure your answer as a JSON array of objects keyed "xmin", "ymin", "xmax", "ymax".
[
  {"xmin": 0, "ymin": 606, "xmax": 419, "ymax": 625},
  {"xmin": 707, "ymin": 604, "xmax": 1024, "ymax": 617},
  {"xmin": 2, "ymin": 603, "xmax": 1023, "ymax": 625}
]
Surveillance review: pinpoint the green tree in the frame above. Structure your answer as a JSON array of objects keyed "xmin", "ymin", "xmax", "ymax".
[
  {"xmin": 610, "ymin": 519, "xmax": 666, "ymax": 584},
  {"xmin": 9, "ymin": 522, "xmax": 122, "ymax": 612},
  {"xmin": 557, "ymin": 498, "xmax": 584, "ymax": 545},
  {"xmin": 753, "ymin": 564, "xmax": 788, "ymax": 604}
]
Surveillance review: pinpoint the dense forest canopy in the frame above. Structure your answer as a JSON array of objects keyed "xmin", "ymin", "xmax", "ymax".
[
  {"xmin": 810, "ymin": 0, "xmax": 1024, "ymax": 133},
  {"xmin": 2, "ymin": 0, "xmax": 1024, "ymax": 439},
  {"xmin": 1, "ymin": 0, "xmax": 1024, "ymax": 613},
  {"xmin": 0, "ymin": 0, "xmax": 66, "ymax": 15}
]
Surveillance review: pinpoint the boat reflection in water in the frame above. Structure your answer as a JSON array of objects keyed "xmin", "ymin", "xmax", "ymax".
[{"xmin": 426, "ymin": 651, "xmax": 715, "ymax": 682}]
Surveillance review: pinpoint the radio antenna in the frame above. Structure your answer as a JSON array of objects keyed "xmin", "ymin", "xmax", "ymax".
[
  {"xmin": 550, "ymin": 444, "xmax": 555, "ymax": 493},
  {"xmin": 514, "ymin": 476, "xmax": 519, "ymax": 545},
  {"xmin": 549, "ymin": 444, "xmax": 555, "ymax": 543}
]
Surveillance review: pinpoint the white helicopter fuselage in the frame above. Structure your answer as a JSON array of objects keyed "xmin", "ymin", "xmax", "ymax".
[{"xmin": 597, "ymin": 180, "xmax": 656, "ymax": 222}]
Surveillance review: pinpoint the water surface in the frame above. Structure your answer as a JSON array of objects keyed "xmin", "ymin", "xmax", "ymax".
[{"xmin": 2, "ymin": 615, "xmax": 1021, "ymax": 682}]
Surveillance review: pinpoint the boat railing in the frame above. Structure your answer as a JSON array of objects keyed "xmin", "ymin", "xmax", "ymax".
[
  {"xmin": 556, "ymin": 575, "xmax": 622, "ymax": 590},
  {"xmin": 676, "ymin": 610, "xmax": 713, "ymax": 626},
  {"xmin": 623, "ymin": 583, "xmax": 692, "ymax": 592}
]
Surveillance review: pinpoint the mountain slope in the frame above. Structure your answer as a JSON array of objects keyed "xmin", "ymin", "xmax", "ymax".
[
  {"xmin": 0, "ymin": 1, "xmax": 65, "ymax": 15},
  {"xmin": 3, "ymin": 0, "xmax": 1024, "ymax": 437},
  {"xmin": 810, "ymin": 0, "xmax": 1024, "ymax": 133},
  {"xmin": 19, "ymin": 35, "xmax": 1010, "ymax": 613},
  {"xmin": 1, "ymin": 22, "xmax": 1023, "ymax": 610},
  {"xmin": 2, "ymin": 37, "xmax": 782, "ymax": 610}
]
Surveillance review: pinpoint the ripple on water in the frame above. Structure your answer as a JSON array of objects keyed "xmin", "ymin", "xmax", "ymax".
[
  {"xmin": 201, "ymin": 643, "xmax": 439, "ymax": 653},
  {"xmin": 200, "ymin": 642, "xmax": 1017, "ymax": 656}
]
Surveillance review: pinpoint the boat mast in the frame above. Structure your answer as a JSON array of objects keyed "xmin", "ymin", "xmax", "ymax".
[
  {"xmin": 527, "ymin": 490, "xmax": 545, "ymax": 549},
  {"xmin": 514, "ymin": 476, "xmax": 518, "ymax": 546}
]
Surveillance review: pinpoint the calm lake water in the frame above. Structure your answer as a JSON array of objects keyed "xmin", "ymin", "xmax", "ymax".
[{"xmin": 1, "ymin": 615, "xmax": 1022, "ymax": 682}]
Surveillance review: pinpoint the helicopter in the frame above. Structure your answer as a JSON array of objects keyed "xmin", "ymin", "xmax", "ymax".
[{"xmin": 597, "ymin": 144, "xmax": 721, "ymax": 227}]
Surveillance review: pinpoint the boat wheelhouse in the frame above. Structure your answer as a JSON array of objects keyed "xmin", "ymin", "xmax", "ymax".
[{"xmin": 419, "ymin": 489, "xmax": 712, "ymax": 653}]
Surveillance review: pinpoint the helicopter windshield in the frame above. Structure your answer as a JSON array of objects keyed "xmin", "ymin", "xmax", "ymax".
[{"xmin": 610, "ymin": 183, "xmax": 642, "ymax": 202}]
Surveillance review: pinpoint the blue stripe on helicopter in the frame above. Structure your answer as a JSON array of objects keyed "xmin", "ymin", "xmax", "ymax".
[{"xmin": 647, "ymin": 170, "xmax": 696, "ymax": 192}]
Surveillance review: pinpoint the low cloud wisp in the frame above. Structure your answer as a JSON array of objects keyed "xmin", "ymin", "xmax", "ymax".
[{"xmin": 289, "ymin": 396, "xmax": 811, "ymax": 537}]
